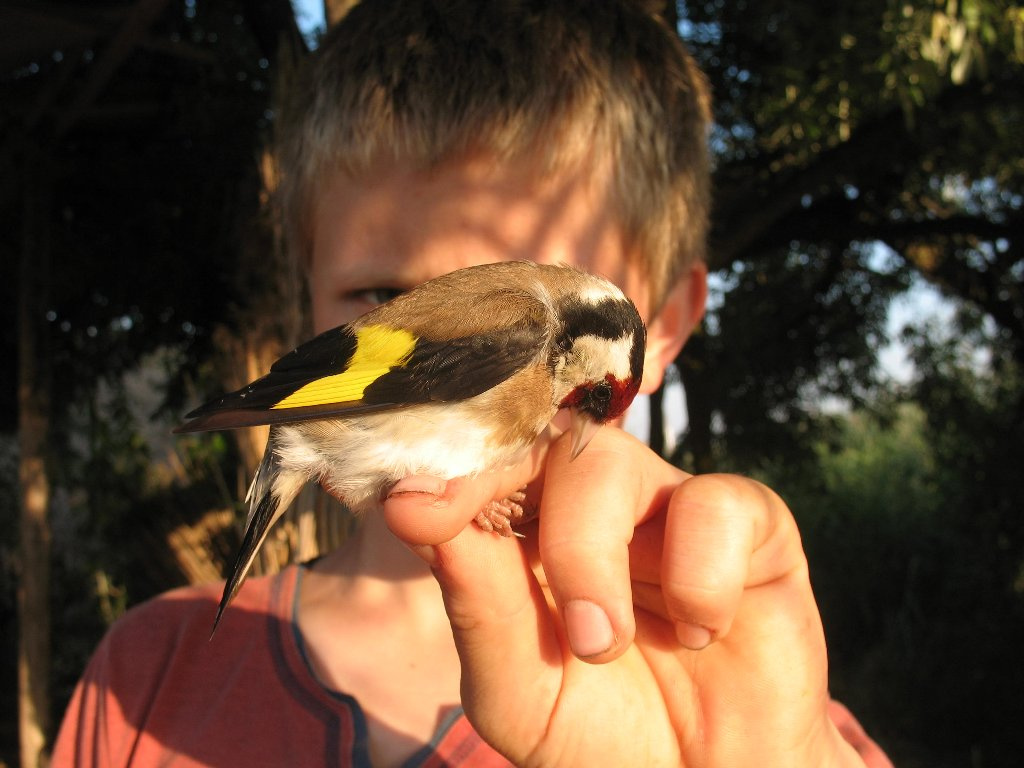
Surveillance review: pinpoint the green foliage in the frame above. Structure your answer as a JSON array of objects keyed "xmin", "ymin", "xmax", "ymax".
[
  {"xmin": 685, "ymin": 0, "xmax": 1023, "ymax": 163},
  {"xmin": 675, "ymin": 0, "xmax": 1023, "ymax": 476},
  {"xmin": 671, "ymin": 23, "xmax": 1024, "ymax": 762},
  {"xmin": 43, "ymin": 373, "xmax": 241, "ymax": 721},
  {"xmin": 679, "ymin": 242, "xmax": 908, "ymax": 473},
  {"xmin": 757, "ymin": 338, "xmax": 1024, "ymax": 765}
]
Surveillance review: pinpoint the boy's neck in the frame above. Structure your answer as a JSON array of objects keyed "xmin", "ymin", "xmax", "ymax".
[
  {"xmin": 295, "ymin": 508, "xmax": 462, "ymax": 768},
  {"xmin": 303, "ymin": 508, "xmax": 445, "ymax": 614}
]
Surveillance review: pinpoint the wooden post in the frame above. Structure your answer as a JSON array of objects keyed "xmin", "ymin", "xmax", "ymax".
[{"xmin": 17, "ymin": 145, "xmax": 53, "ymax": 768}]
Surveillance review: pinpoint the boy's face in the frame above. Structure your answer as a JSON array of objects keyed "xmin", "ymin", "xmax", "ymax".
[{"xmin": 307, "ymin": 154, "xmax": 704, "ymax": 395}]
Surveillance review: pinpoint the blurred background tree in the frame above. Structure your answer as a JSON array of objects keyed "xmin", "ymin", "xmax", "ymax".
[{"xmin": 1, "ymin": 1, "xmax": 1020, "ymax": 766}]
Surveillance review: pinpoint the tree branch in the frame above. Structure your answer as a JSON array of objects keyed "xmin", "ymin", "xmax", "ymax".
[{"xmin": 710, "ymin": 77, "xmax": 1024, "ymax": 270}]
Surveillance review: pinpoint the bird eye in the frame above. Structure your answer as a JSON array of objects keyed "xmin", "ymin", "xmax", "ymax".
[{"xmin": 591, "ymin": 382, "xmax": 612, "ymax": 404}]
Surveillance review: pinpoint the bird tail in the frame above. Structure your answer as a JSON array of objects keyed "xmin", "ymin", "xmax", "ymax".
[{"xmin": 211, "ymin": 444, "xmax": 305, "ymax": 635}]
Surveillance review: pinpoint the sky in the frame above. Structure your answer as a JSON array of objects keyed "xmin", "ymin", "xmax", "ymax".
[{"xmin": 291, "ymin": 0, "xmax": 326, "ymax": 41}]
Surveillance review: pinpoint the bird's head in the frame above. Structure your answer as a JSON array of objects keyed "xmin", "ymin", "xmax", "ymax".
[{"xmin": 552, "ymin": 289, "xmax": 646, "ymax": 458}]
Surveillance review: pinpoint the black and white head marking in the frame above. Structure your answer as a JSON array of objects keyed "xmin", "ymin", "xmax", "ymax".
[{"xmin": 552, "ymin": 289, "xmax": 646, "ymax": 423}]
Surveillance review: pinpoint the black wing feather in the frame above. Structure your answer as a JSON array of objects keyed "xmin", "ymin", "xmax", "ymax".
[
  {"xmin": 362, "ymin": 323, "xmax": 542, "ymax": 403},
  {"xmin": 267, "ymin": 324, "xmax": 358, "ymax": 374},
  {"xmin": 176, "ymin": 321, "xmax": 546, "ymax": 433}
]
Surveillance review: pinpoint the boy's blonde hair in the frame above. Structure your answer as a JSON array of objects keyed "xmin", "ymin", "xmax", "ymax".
[{"xmin": 276, "ymin": 0, "xmax": 711, "ymax": 309}]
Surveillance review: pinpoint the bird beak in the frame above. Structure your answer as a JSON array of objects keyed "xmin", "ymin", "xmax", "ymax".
[{"xmin": 568, "ymin": 408, "xmax": 602, "ymax": 460}]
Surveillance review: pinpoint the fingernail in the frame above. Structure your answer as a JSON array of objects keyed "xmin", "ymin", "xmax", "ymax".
[
  {"xmin": 564, "ymin": 600, "xmax": 615, "ymax": 658},
  {"xmin": 387, "ymin": 476, "xmax": 448, "ymax": 499},
  {"xmin": 675, "ymin": 622, "xmax": 713, "ymax": 650}
]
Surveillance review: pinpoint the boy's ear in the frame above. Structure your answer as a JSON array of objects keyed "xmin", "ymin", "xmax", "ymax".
[{"xmin": 640, "ymin": 261, "xmax": 708, "ymax": 394}]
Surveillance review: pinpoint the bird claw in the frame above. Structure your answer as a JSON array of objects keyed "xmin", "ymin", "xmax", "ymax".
[{"xmin": 474, "ymin": 487, "xmax": 534, "ymax": 538}]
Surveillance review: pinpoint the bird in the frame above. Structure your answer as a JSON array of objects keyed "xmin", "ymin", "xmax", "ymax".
[{"xmin": 176, "ymin": 261, "xmax": 646, "ymax": 631}]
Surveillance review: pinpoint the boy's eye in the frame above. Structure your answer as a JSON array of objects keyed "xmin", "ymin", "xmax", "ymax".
[{"xmin": 348, "ymin": 287, "xmax": 405, "ymax": 307}]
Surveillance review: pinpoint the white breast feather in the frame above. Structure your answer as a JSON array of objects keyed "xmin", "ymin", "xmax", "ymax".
[{"xmin": 272, "ymin": 403, "xmax": 531, "ymax": 514}]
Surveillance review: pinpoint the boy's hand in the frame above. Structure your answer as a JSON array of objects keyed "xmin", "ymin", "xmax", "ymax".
[{"xmin": 383, "ymin": 427, "xmax": 874, "ymax": 767}]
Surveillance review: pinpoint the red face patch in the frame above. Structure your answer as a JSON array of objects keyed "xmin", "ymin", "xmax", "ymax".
[
  {"xmin": 559, "ymin": 374, "xmax": 640, "ymax": 423},
  {"xmin": 605, "ymin": 374, "xmax": 641, "ymax": 420}
]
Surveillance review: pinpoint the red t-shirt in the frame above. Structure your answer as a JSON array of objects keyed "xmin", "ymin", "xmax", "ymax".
[{"xmin": 52, "ymin": 564, "xmax": 512, "ymax": 767}]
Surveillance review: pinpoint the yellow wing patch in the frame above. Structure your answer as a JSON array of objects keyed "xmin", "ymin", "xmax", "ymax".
[{"xmin": 271, "ymin": 325, "xmax": 417, "ymax": 409}]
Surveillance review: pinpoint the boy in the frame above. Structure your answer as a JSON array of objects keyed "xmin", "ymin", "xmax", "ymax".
[{"xmin": 54, "ymin": 1, "xmax": 890, "ymax": 765}]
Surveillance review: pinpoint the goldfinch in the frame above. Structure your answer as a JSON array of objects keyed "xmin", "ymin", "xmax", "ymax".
[{"xmin": 177, "ymin": 261, "xmax": 646, "ymax": 629}]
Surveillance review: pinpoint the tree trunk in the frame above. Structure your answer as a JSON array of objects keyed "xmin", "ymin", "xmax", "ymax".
[
  {"xmin": 324, "ymin": 0, "xmax": 361, "ymax": 27},
  {"xmin": 648, "ymin": 384, "xmax": 666, "ymax": 458},
  {"xmin": 676, "ymin": 327, "xmax": 715, "ymax": 474},
  {"xmin": 17, "ymin": 147, "xmax": 52, "ymax": 768}
]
